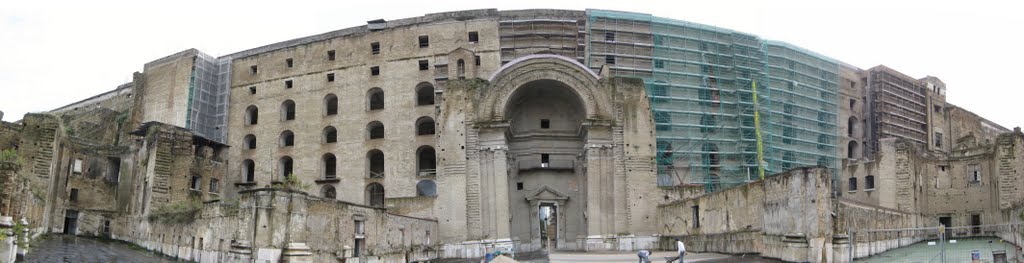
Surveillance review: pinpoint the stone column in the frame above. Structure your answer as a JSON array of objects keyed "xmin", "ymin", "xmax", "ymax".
[
  {"xmin": 0, "ymin": 216, "xmax": 16, "ymax": 263},
  {"xmin": 227, "ymin": 240, "xmax": 252, "ymax": 262},
  {"xmin": 281, "ymin": 243, "xmax": 313, "ymax": 263},
  {"xmin": 478, "ymin": 145, "xmax": 510, "ymax": 239}
]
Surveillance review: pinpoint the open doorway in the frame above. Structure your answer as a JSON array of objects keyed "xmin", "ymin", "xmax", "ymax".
[
  {"xmin": 971, "ymin": 214, "xmax": 981, "ymax": 235},
  {"xmin": 63, "ymin": 210, "xmax": 79, "ymax": 235},
  {"xmin": 539, "ymin": 203, "xmax": 557, "ymax": 249},
  {"xmin": 939, "ymin": 216, "xmax": 952, "ymax": 238}
]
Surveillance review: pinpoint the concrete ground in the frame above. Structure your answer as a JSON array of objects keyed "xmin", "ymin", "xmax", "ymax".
[
  {"xmin": 19, "ymin": 235, "xmax": 180, "ymax": 263},
  {"xmin": 543, "ymin": 251, "xmax": 780, "ymax": 263}
]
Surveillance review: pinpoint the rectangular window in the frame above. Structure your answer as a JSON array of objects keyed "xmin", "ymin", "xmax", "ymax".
[
  {"xmin": 371, "ymin": 42, "xmax": 380, "ymax": 55},
  {"xmin": 328, "ymin": 50, "xmax": 336, "ymax": 60},
  {"xmin": 939, "ymin": 165, "xmax": 947, "ymax": 172},
  {"xmin": 418, "ymin": 36, "xmax": 429, "ymax": 48},
  {"xmin": 468, "ymin": 31, "xmax": 479, "ymax": 43},
  {"xmin": 516, "ymin": 182, "xmax": 523, "ymax": 190},
  {"xmin": 285, "ymin": 80, "xmax": 293, "ymax": 89},
  {"xmin": 540, "ymin": 119, "xmax": 550, "ymax": 129},
  {"xmin": 605, "ymin": 32, "xmax": 615, "ymax": 41},
  {"xmin": 370, "ymin": 66, "xmax": 380, "ymax": 76},
  {"xmin": 249, "ymin": 86, "xmax": 256, "ymax": 95},
  {"xmin": 541, "ymin": 154, "xmax": 550, "ymax": 167},
  {"xmin": 934, "ymin": 105, "xmax": 941, "ymax": 113},
  {"xmin": 474, "ymin": 55, "xmax": 481, "ymax": 66},
  {"xmin": 654, "ymin": 60, "xmax": 664, "ymax": 69},
  {"xmin": 209, "ymin": 178, "xmax": 219, "ymax": 193},
  {"xmin": 934, "ymin": 132, "xmax": 943, "ymax": 148},
  {"xmin": 419, "ymin": 60, "xmax": 429, "ymax": 71},
  {"xmin": 865, "ymin": 175, "xmax": 875, "ymax": 190},
  {"xmin": 70, "ymin": 188, "xmax": 79, "ymax": 202},
  {"xmin": 605, "ymin": 55, "xmax": 615, "ymax": 65},
  {"xmin": 250, "ymin": 65, "xmax": 258, "ymax": 75},
  {"xmin": 692, "ymin": 205, "xmax": 700, "ymax": 228},
  {"xmin": 107, "ymin": 157, "xmax": 120, "ymax": 182},
  {"xmin": 286, "ymin": 58, "xmax": 293, "ymax": 68},
  {"xmin": 327, "ymin": 73, "xmax": 335, "ymax": 82},
  {"xmin": 848, "ymin": 177, "xmax": 858, "ymax": 191},
  {"xmin": 849, "ymin": 99, "xmax": 856, "ymax": 111},
  {"xmin": 353, "ymin": 220, "xmax": 365, "ymax": 257},
  {"xmin": 190, "ymin": 176, "xmax": 201, "ymax": 190},
  {"xmin": 968, "ymin": 164, "xmax": 981, "ymax": 183}
]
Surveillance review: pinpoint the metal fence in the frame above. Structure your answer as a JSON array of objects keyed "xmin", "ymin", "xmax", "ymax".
[{"xmin": 852, "ymin": 223, "xmax": 1024, "ymax": 262}]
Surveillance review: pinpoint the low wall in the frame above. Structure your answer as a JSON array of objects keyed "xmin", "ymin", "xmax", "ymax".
[{"xmin": 657, "ymin": 167, "xmax": 835, "ymax": 262}]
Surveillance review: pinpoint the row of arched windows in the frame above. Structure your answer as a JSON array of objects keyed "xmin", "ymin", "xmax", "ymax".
[
  {"xmin": 318, "ymin": 180, "xmax": 437, "ymax": 207},
  {"xmin": 238, "ymin": 146, "xmax": 437, "ymax": 181},
  {"xmin": 241, "ymin": 118, "xmax": 435, "ymax": 149},
  {"xmin": 243, "ymin": 84, "xmax": 436, "ymax": 126}
]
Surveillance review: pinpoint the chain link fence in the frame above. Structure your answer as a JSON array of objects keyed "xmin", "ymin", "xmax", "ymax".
[{"xmin": 851, "ymin": 223, "xmax": 1024, "ymax": 262}]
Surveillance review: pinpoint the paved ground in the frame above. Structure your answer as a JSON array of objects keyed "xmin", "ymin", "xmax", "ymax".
[
  {"xmin": 546, "ymin": 251, "xmax": 779, "ymax": 263},
  {"xmin": 19, "ymin": 235, "xmax": 180, "ymax": 263},
  {"xmin": 859, "ymin": 237, "xmax": 1018, "ymax": 263}
]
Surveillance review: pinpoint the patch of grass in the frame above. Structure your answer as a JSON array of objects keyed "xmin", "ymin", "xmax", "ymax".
[{"xmin": 147, "ymin": 200, "xmax": 202, "ymax": 224}]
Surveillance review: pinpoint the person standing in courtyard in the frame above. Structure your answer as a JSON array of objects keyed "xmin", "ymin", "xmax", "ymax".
[
  {"xmin": 637, "ymin": 249, "xmax": 651, "ymax": 263},
  {"xmin": 667, "ymin": 238, "xmax": 686, "ymax": 263}
]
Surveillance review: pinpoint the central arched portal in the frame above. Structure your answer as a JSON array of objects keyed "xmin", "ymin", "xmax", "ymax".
[{"xmin": 505, "ymin": 79, "xmax": 587, "ymax": 251}]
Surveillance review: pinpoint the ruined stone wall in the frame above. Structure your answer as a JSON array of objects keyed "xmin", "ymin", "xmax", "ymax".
[
  {"xmin": 836, "ymin": 200, "xmax": 931, "ymax": 259},
  {"xmin": 996, "ymin": 132, "xmax": 1024, "ymax": 210},
  {"xmin": 657, "ymin": 167, "xmax": 834, "ymax": 262},
  {"xmin": 111, "ymin": 189, "xmax": 438, "ymax": 263},
  {"xmin": 139, "ymin": 50, "xmax": 197, "ymax": 128}
]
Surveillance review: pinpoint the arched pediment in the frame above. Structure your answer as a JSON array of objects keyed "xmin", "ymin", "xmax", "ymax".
[{"xmin": 479, "ymin": 54, "xmax": 610, "ymax": 122}]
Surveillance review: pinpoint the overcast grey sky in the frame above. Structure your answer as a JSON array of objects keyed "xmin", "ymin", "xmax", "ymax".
[{"xmin": 2, "ymin": 0, "xmax": 1021, "ymax": 128}]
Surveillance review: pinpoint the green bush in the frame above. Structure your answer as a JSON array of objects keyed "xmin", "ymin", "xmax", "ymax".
[{"xmin": 147, "ymin": 201, "xmax": 202, "ymax": 224}]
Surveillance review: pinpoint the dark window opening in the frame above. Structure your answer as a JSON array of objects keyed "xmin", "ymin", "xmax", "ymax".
[
  {"xmin": 281, "ymin": 100, "xmax": 296, "ymax": 121},
  {"xmin": 456, "ymin": 59, "xmax": 465, "ymax": 79},
  {"xmin": 416, "ymin": 83, "xmax": 434, "ymax": 105},
  {"xmin": 322, "ymin": 185, "xmax": 336, "ymax": 199},
  {"xmin": 517, "ymin": 182, "xmax": 524, "ymax": 190},
  {"xmin": 245, "ymin": 106, "xmax": 258, "ymax": 125},
  {"xmin": 327, "ymin": 73, "xmax": 335, "ymax": 82},
  {"xmin": 285, "ymin": 80, "xmax": 293, "ymax": 89},
  {"xmin": 323, "ymin": 126, "xmax": 337, "ymax": 143},
  {"xmin": 209, "ymin": 179, "xmax": 219, "ymax": 193},
  {"xmin": 692, "ymin": 205, "xmax": 700, "ymax": 228},
  {"xmin": 286, "ymin": 58, "xmax": 293, "ymax": 68},
  {"xmin": 468, "ymin": 31, "xmax": 479, "ymax": 43},
  {"xmin": 70, "ymin": 188, "xmax": 79, "ymax": 202},
  {"xmin": 250, "ymin": 65, "xmax": 258, "ymax": 75},
  {"xmin": 371, "ymin": 66, "xmax": 380, "ymax": 76},
  {"xmin": 324, "ymin": 94, "xmax": 338, "ymax": 115},
  {"xmin": 849, "ymin": 177, "xmax": 858, "ymax": 191},
  {"xmin": 328, "ymin": 50, "xmax": 336, "ymax": 60},
  {"xmin": 971, "ymin": 214, "xmax": 981, "ymax": 234},
  {"xmin": 419, "ymin": 60, "xmax": 429, "ymax": 71},
  {"xmin": 418, "ymin": 146, "xmax": 436, "ymax": 176},
  {"xmin": 371, "ymin": 42, "xmax": 380, "ymax": 55},
  {"xmin": 249, "ymin": 86, "xmax": 256, "ymax": 95},
  {"xmin": 416, "ymin": 117, "xmax": 435, "ymax": 135},
  {"xmin": 605, "ymin": 32, "xmax": 615, "ymax": 41},
  {"xmin": 540, "ymin": 119, "xmax": 550, "ymax": 129},
  {"xmin": 279, "ymin": 156, "xmax": 293, "ymax": 178},
  {"xmin": 865, "ymin": 175, "xmax": 875, "ymax": 190},
  {"xmin": 418, "ymin": 35, "xmax": 429, "ymax": 48},
  {"xmin": 190, "ymin": 176, "xmax": 201, "ymax": 190},
  {"xmin": 474, "ymin": 55, "xmax": 481, "ymax": 66},
  {"xmin": 368, "ymin": 88, "xmax": 384, "ymax": 110},
  {"xmin": 107, "ymin": 157, "xmax": 121, "ymax": 182},
  {"xmin": 323, "ymin": 154, "xmax": 337, "ymax": 179},
  {"xmin": 368, "ymin": 122, "xmax": 384, "ymax": 139},
  {"xmin": 849, "ymin": 99, "xmax": 856, "ymax": 111},
  {"xmin": 605, "ymin": 55, "xmax": 615, "ymax": 65},
  {"xmin": 368, "ymin": 150, "xmax": 384, "ymax": 178},
  {"xmin": 935, "ymin": 132, "xmax": 943, "ymax": 148},
  {"xmin": 280, "ymin": 131, "xmax": 295, "ymax": 147},
  {"xmin": 244, "ymin": 134, "xmax": 256, "ymax": 149},
  {"xmin": 366, "ymin": 183, "xmax": 384, "ymax": 207},
  {"xmin": 541, "ymin": 154, "xmax": 550, "ymax": 167},
  {"xmin": 243, "ymin": 160, "xmax": 255, "ymax": 182}
]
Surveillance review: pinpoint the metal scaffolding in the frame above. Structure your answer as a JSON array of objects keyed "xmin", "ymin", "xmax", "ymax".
[{"xmin": 586, "ymin": 10, "xmax": 839, "ymax": 193}]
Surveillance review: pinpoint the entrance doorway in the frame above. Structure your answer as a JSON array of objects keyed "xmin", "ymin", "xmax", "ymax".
[
  {"xmin": 939, "ymin": 216, "xmax": 952, "ymax": 237},
  {"xmin": 971, "ymin": 214, "xmax": 981, "ymax": 235},
  {"xmin": 539, "ymin": 204, "xmax": 557, "ymax": 249},
  {"xmin": 63, "ymin": 210, "xmax": 79, "ymax": 235}
]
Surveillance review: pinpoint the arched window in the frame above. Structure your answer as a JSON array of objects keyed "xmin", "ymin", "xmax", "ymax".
[
  {"xmin": 367, "ymin": 121, "xmax": 384, "ymax": 139},
  {"xmin": 281, "ymin": 100, "xmax": 296, "ymax": 121},
  {"xmin": 321, "ymin": 185, "xmax": 336, "ymax": 199},
  {"xmin": 848, "ymin": 116, "xmax": 858, "ymax": 137},
  {"xmin": 279, "ymin": 156, "xmax": 293, "ymax": 178},
  {"xmin": 243, "ymin": 134, "xmax": 256, "ymax": 149},
  {"xmin": 416, "ymin": 82, "xmax": 435, "ymax": 106},
  {"xmin": 416, "ymin": 117, "xmax": 435, "ymax": 135},
  {"xmin": 848, "ymin": 140, "xmax": 859, "ymax": 159},
  {"xmin": 324, "ymin": 94, "xmax": 338, "ymax": 116},
  {"xmin": 242, "ymin": 159, "xmax": 255, "ymax": 182},
  {"xmin": 417, "ymin": 146, "xmax": 436, "ymax": 176},
  {"xmin": 322, "ymin": 153, "xmax": 337, "ymax": 179},
  {"xmin": 416, "ymin": 180, "xmax": 437, "ymax": 197},
  {"xmin": 367, "ymin": 88, "xmax": 384, "ymax": 110},
  {"xmin": 456, "ymin": 59, "xmax": 466, "ymax": 79},
  {"xmin": 245, "ymin": 105, "xmax": 258, "ymax": 125},
  {"xmin": 280, "ymin": 130, "xmax": 295, "ymax": 147},
  {"xmin": 700, "ymin": 115, "xmax": 716, "ymax": 133},
  {"xmin": 367, "ymin": 149, "xmax": 384, "ymax": 178},
  {"xmin": 365, "ymin": 183, "xmax": 385, "ymax": 207},
  {"xmin": 323, "ymin": 126, "xmax": 338, "ymax": 144}
]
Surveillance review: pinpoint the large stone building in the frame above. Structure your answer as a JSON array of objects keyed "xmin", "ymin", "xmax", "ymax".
[{"xmin": 1, "ymin": 8, "xmax": 1023, "ymax": 263}]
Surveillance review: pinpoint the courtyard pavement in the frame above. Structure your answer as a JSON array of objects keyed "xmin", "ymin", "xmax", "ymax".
[
  {"xmin": 545, "ymin": 251, "xmax": 779, "ymax": 263},
  {"xmin": 19, "ymin": 235, "xmax": 180, "ymax": 263}
]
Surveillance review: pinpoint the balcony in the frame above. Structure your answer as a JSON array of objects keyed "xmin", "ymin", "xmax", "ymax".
[{"xmin": 417, "ymin": 169, "xmax": 437, "ymax": 177}]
